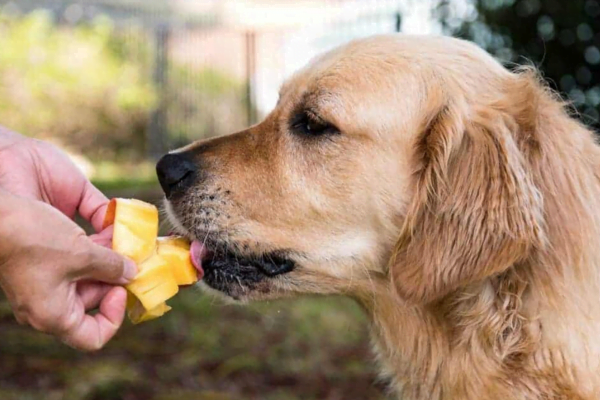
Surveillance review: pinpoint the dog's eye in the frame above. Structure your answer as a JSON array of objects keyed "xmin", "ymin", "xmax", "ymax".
[{"xmin": 291, "ymin": 111, "xmax": 337, "ymax": 137}]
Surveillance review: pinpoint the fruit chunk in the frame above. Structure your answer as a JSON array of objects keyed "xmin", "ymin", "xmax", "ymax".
[
  {"xmin": 156, "ymin": 237, "xmax": 196, "ymax": 285},
  {"xmin": 103, "ymin": 198, "xmax": 158, "ymax": 264},
  {"xmin": 127, "ymin": 294, "xmax": 172, "ymax": 324},
  {"xmin": 103, "ymin": 198, "xmax": 198, "ymax": 324},
  {"xmin": 126, "ymin": 252, "xmax": 179, "ymax": 310}
]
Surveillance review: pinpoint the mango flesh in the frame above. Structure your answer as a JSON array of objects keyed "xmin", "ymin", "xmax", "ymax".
[
  {"xmin": 103, "ymin": 198, "xmax": 198, "ymax": 324},
  {"xmin": 126, "ymin": 252, "xmax": 179, "ymax": 311},
  {"xmin": 126, "ymin": 294, "xmax": 172, "ymax": 324},
  {"xmin": 156, "ymin": 237, "xmax": 196, "ymax": 285},
  {"xmin": 104, "ymin": 198, "xmax": 158, "ymax": 264}
]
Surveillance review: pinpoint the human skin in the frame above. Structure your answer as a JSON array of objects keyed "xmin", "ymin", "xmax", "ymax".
[{"xmin": 0, "ymin": 126, "xmax": 137, "ymax": 351}]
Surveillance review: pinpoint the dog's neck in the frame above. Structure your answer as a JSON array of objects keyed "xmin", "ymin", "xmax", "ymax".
[
  {"xmin": 361, "ymin": 262, "xmax": 600, "ymax": 400},
  {"xmin": 358, "ymin": 115, "xmax": 600, "ymax": 400},
  {"xmin": 357, "ymin": 287, "xmax": 447, "ymax": 400}
]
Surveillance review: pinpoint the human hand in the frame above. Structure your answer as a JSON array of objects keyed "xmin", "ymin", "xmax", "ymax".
[
  {"xmin": 0, "ymin": 126, "xmax": 107, "ymax": 230},
  {"xmin": 0, "ymin": 127, "xmax": 137, "ymax": 351},
  {"xmin": 0, "ymin": 190, "xmax": 137, "ymax": 351}
]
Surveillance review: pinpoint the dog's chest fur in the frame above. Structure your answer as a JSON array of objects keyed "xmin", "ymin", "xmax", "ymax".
[{"xmin": 368, "ymin": 264, "xmax": 600, "ymax": 400}]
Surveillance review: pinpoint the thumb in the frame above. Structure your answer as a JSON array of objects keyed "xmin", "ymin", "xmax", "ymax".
[{"xmin": 78, "ymin": 243, "xmax": 138, "ymax": 285}]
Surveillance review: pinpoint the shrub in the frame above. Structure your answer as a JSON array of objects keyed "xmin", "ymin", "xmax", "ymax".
[{"xmin": 0, "ymin": 10, "xmax": 156, "ymax": 160}]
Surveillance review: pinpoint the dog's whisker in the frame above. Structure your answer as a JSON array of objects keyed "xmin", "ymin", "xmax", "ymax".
[{"xmin": 235, "ymin": 276, "xmax": 244, "ymax": 292}]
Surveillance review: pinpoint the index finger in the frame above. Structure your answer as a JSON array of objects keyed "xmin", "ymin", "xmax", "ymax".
[
  {"xmin": 61, "ymin": 286, "xmax": 127, "ymax": 351},
  {"xmin": 78, "ymin": 181, "xmax": 110, "ymax": 233}
]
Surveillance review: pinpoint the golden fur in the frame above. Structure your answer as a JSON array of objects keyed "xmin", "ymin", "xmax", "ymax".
[{"xmin": 166, "ymin": 35, "xmax": 600, "ymax": 399}]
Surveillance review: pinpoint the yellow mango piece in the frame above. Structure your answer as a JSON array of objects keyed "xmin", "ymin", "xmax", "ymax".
[
  {"xmin": 156, "ymin": 237, "xmax": 197, "ymax": 285},
  {"xmin": 104, "ymin": 198, "xmax": 158, "ymax": 264},
  {"xmin": 127, "ymin": 252, "xmax": 179, "ymax": 311},
  {"xmin": 127, "ymin": 294, "xmax": 172, "ymax": 324},
  {"xmin": 103, "ymin": 198, "xmax": 195, "ymax": 324}
]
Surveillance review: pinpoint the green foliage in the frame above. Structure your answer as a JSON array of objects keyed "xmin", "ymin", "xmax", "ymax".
[
  {"xmin": 0, "ymin": 10, "xmax": 157, "ymax": 160},
  {"xmin": 0, "ymin": 10, "xmax": 250, "ymax": 163}
]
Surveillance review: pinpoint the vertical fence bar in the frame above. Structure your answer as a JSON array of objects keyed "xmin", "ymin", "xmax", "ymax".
[
  {"xmin": 396, "ymin": 12, "xmax": 402, "ymax": 32},
  {"xmin": 245, "ymin": 30, "xmax": 257, "ymax": 126},
  {"xmin": 148, "ymin": 23, "xmax": 170, "ymax": 159}
]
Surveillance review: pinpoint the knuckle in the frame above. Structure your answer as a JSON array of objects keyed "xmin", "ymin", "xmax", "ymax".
[
  {"xmin": 81, "ymin": 250, "xmax": 98, "ymax": 272},
  {"xmin": 70, "ymin": 244, "xmax": 97, "ymax": 276},
  {"xmin": 81, "ymin": 245, "xmax": 122, "ymax": 278},
  {"xmin": 54, "ymin": 311, "xmax": 78, "ymax": 335},
  {"xmin": 75, "ymin": 241, "xmax": 95, "ymax": 264},
  {"xmin": 108, "ymin": 258, "xmax": 124, "ymax": 279},
  {"xmin": 99, "ymin": 253, "xmax": 123, "ymax": 280}
]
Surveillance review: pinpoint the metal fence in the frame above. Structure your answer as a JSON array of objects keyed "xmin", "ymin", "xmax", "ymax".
[{"xmin": 0, "ymin": 0, "xmax": 405, "ymax": 159}]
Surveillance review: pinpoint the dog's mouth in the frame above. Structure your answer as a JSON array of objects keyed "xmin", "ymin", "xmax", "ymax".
[{"xmin": 189, "ymin": 239, "xmax": 295, "ymax": 299}]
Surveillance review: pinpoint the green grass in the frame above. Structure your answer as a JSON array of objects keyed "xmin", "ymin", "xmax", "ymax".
[
  {"xmin": 0, "ymin": 292, "xmax": 386, "ymax": 400},
  {"xmin": 92, "ymin": 176, "xmax": 158, "ymax": 193},
  {"xmin": 91, "ymin": 160, "xmax": 159, "ymax": 193},
  {"xmin": 0, "ymin": 178, "xmax": 388, "ymax": 400}
]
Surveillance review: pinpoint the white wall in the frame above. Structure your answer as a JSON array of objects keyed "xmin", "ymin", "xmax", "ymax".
[{"xmin": 252, "ymin": 0, "xmax": 442, "ymax": 117}]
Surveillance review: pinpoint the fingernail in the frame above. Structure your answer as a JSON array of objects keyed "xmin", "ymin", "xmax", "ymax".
[{"xmin": 123, "ymin": 259, "xmax": 138, "ymax": 282}]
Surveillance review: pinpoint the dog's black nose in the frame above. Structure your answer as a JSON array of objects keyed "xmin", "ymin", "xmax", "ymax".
[{"xmin": 156, "ymin": 152, "xmax": 197, "ymax": 198}]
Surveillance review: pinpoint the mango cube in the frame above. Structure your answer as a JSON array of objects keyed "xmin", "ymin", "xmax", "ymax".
[
  {"xmin": 127, "ymin": 294, "xmax": 172, "ymax": 324},
  {"xmin": 127, "ymin": 252, "xmax": 179, "ymax": 311},
  {"xmin": 103, "ymin": 198, "xmax": 198, "ymax": 324},
  {"xmin": 103, "ymin": 198, "xmax": 158, "ymax": 264},
  {"xmin": 156, "ymin": 237, "xmax": 196, "ymax": 285}
]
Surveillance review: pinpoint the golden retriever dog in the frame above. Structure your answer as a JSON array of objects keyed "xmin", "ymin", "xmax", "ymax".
[{"xmin": 156, "ymin": 35, "xmax": 600, "ymax": 400}]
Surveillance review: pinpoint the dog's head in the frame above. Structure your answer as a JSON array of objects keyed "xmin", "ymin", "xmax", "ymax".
[{"xmin": 158, "ymin": 35, "xmax": 545, "ymax": 304}]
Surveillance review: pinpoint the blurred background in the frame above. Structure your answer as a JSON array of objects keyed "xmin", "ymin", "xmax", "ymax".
[{"xmin": 0, "ymin": 0, "xmax": 598, "ymax": 399}]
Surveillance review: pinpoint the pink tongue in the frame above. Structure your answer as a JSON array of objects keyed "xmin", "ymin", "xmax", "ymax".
[{"xmin": 190, "ymin": 240, "xmax": 206, "ymax": 280}]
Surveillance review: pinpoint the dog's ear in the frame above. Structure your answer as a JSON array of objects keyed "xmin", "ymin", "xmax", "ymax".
[{"xmin": 390, "ymin": 89, "xmax": 545, "ymax": 304}]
